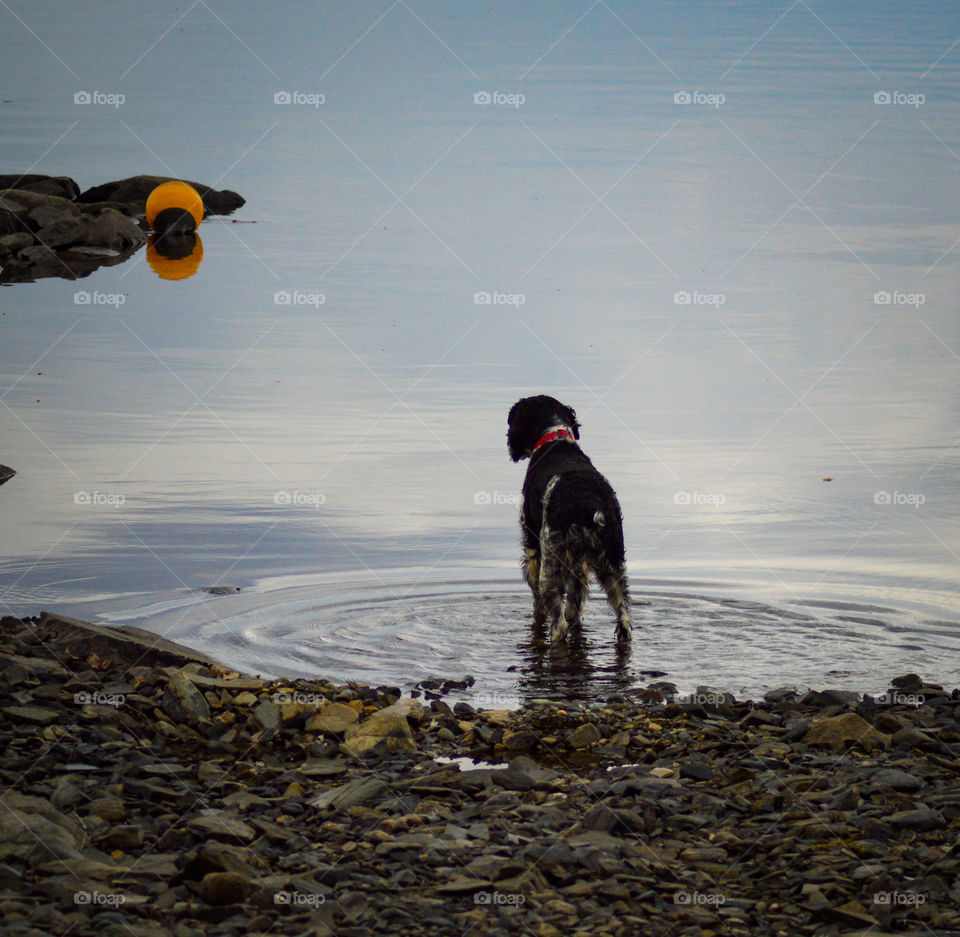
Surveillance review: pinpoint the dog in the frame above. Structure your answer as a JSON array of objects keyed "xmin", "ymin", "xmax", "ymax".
[{"xmin": 507, "ymin": 395, "xmax": 631, "ymax": 645}]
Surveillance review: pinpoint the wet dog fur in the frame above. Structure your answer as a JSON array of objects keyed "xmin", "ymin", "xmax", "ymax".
[{"xmin": 507, "ymin": 395, "xmax": 631, "ymax": 645}]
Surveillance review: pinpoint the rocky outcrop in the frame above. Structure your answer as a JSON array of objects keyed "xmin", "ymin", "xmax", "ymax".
[
  {"xmin": 78, "ymin": 174, "xmax": 244, "ymax": 217},
  {"xmin": 0, "ymin": 188, "xmax": 146, "ymax": 283},
  {"xmin": 0, "ymin": 173, "xmax": 243, "ymax": 283}
]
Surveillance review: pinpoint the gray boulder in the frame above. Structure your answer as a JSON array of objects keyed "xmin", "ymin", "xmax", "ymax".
[{"xmin": 0, "ymin": 174, "xmax": 80, "ymax": 200}]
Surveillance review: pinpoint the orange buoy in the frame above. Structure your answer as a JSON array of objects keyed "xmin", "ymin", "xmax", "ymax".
[{"xmin": 145, "ymin": 180, "xmax": 204, "ymax": 230}]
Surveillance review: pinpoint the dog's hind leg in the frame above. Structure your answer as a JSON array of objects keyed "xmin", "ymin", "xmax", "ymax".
[
  {"xmin": 564, "ymin": 558, "xmax": 589, "ymax": 629},
  {"xmin": 538, "ymin": 531, "xmax": 567, "ymax": 643},
  {"xmin": 597, "ymin": 563, "xmax": 632, "ymax": 642},
  {"xmin": 522, "ymin": 547, "xmax": 545, "ymax": 625}
]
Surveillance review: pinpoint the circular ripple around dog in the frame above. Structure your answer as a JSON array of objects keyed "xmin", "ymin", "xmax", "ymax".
[{"xmin": 129, "ymin": 580, "xmax": 957, "ymax": 705}]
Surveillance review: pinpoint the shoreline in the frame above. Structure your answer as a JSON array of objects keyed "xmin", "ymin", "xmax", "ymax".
[{"xmin": 2, "ymin": 611, "xmax": 960, "ymax": 936}]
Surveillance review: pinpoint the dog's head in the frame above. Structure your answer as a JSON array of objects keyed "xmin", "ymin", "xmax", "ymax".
[{"xmin": 507, "ymin": 395, "xmax": 581, "ymax": 462}]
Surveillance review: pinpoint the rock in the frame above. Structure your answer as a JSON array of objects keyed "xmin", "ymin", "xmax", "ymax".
[
  {"xmin": 81, "ymin": 207, "xmax": 147, "ymax": 250},
  {"xmin": 891, "ymin": 673, "xmax": 923, "ymax": 691},
  {"xmin": 311, "ymin": 777, "xmax": 391, "ymax": 810},
  {"xmin": 87, "ymin": 798, "xmax": 127, "ymax": 821},
  {"xmin": 566, "ymin": 723, "xmax": 601, "ymax": 748},
  {"xmin": 0, "ymin": 174, "xmax": 80, "ymax": 199},
  {"xmin": 78, "ymin": 175, "xmax": 245, "ymax": 216},
  {"xmin": 0, "ymin": 188, "xmax": 81, "ymax": 216},
  {"xmin": 198, "ymin": 870, "xmax": 253, "ymax": 905},
  {"xmin": 679, "ymin": 761, "xmax": 714, "ymax": 781},
  {"xmin": 162, "ymin": 670, "xmax": 211, "ymax": 725},
  {"xmin": 803, "ymin": 712, "xmax": 890, "ymax": 751},
  {"xmin": 306, "ymin": 702, "xmax": 360, "ymax": 734},
  {"xmin": 187, "ymin": 814, "xmax": 257, "ymax": 843},
  {"xmin": 2, "ymin": 704, "xmax": 60, "ymax": 725},
  {"xmin": 0, "ymin": 795, "xmax": 85, "ymax": 864},
  {"xmin": 33, "ymin": 215, "xmax": 85, "ymax": 248},
  {"xmin": 871, "ymin": 768, "xmax": 922, "ymax": 791},
  {"xmin": 888, "ymin": 808, "xmax": 946, "ymax": 831},
  {"xmin": 253, "ymin": 701, "xmax": 281, "ymax": 731},
  {"xmin": 501, "ymin": 729, "xmax": 539, "ymax": 752},
  {"xmin": 28, "ymin": 204, "xmax": 76, "ymax": 229},
  {"xmin": 0, "ymin": 234, "xmax": 33, "ymax": 255},
  {"xmin": 342, "ymin": 709, "xmax": 416, "ymax": 756}
]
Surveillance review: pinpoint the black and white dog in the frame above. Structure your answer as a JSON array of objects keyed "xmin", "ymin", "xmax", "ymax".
[{"xmin": 507, "ymin": 395, "xmax": 631, "ymax": 645}]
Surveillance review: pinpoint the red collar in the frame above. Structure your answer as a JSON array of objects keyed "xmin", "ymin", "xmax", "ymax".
[{"xmin": 533, "ymin": 427, "xmax": 576, "ymax": 452}]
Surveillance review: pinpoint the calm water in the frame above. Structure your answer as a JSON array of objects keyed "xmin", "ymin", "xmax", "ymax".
[{"xmin": 1, "ymin": 2, "xmax": 958, "ymax": 700}]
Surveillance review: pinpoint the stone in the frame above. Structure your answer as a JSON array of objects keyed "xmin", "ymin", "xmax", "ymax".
[
  {"xmin": 305, "ymin": 701, "xmax": 360, "ymax": 734},
  {"xmin": 187, "ymin": 814, "xmax": 256, "ymax": 843},
  {"xmin": 28, "ymin": 204, "xmax": 76, "ymax": 229},
  {"xmin": 198, "ymin": 870, "xmax": 253, "ymax": 905},
  {"xmin": 803, "ymin": 712, "xmax": 890, "ymax": 751},
  {"xmin": 253, "ymin": 701, "xmax": 281, "ymax": 731},
  {"xmin": 2, "ymin": 704, "xmax": 60, "ymax": 725},
  {"xmin": 0, "ymin": 188, "xmax": 81, "ymax": 216},
  {"xmin": 0, "ymin": 796, "xmax": 85, "ymax": 865},
  {"xmin": 566, "ymin": 723, "xmax": 601, "ymax": 748},
  {"xmin": 342, "ymin": 710, "xmax": 416, "ymax": 755},
  {"xmin": 0, "ymin": 174, "xmax": 80, "ymax": 199},
  {"xmin": 0, "ymin": 233, "xmax": 34, "ymax": 255},
  {"xmin": 33, "ymin": 216, "xmax": 85, "ymax": 248},
  {"xmin": 891, "ymin": 673, "xmax": 923, "ymax": 690},
  {"xmin": 870, "ymin": 768, "xmax": 922, "ymax": 791},
  {"xmin": 81, "ymin": 208, "xmax": 147, "ymax": 250},
  {"xmin": 888, "ymin": 808, "xmax": 945, "ymax": 831},
  {"xmin": 162, "ymin": 670, "xmax": 211, "ymax": 725},
  {"xmin": 311, "ymin": 777, "xmax": 391, "ymax": 810}
]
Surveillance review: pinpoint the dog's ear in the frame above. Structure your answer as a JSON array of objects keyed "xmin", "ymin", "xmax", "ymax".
[
  {"xmin": 507, "ymin": 400, "xmax": 531, "ymax": 461},
  {"xmin": 563, "ymin": 404, "xmax": 581, "ymax": 440}
]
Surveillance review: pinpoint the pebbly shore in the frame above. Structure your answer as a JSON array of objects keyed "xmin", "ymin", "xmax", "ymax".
[{"xmin": 2, "ymin": 611, "xmax": 960, "ymax": 937}]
